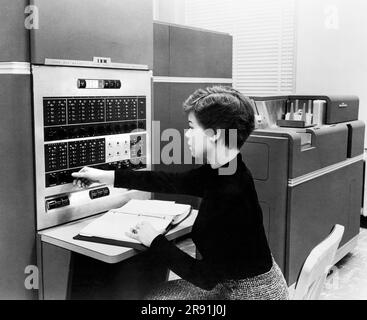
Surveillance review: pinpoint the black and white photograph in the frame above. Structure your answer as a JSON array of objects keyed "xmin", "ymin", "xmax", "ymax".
[{"xmin": 0, "ymin": 0, "xmax": 367, "ymax": 306}]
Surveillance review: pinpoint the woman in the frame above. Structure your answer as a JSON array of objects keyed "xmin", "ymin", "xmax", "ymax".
[{"xmin": 72, "ymin": 86, "xmax": 289, "ymax": 300}]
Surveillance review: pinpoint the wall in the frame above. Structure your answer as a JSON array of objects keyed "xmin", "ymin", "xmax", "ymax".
[{"xmin": 295, "ymin": 0, "xmax": 367, "ymax": 143}]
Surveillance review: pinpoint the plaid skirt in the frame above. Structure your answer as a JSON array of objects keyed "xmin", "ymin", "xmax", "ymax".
[{"xmin": 144, "ymin": 259, "xmax": 289, "ymax": 300}]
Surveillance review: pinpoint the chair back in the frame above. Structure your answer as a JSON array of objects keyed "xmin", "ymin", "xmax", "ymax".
[{"xmin": 292, "ymin": 224, "xmax": 345, "ymax": 300}]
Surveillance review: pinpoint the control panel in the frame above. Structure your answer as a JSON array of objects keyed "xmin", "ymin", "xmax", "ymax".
[{"xmin": 33, "ymin": 66, "xmax": 152, "ymax": 230}]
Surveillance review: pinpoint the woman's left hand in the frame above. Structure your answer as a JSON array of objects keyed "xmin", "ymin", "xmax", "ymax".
[{"xmin": 125, "ymin": 221, "xmax": 161, "ymax": 247}]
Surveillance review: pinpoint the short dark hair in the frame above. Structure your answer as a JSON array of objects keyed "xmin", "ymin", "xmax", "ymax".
[{"xmin": 183, "ymin": 86, "xmax": 255, "ymax": 149}]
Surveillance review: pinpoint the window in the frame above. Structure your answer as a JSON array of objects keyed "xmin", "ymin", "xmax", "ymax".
[{"xmin": 185, "ymin": 0, "xmax": 297, "ymax": 96}]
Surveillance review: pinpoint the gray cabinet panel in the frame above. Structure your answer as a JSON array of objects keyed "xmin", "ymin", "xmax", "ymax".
[
  {"xmin": 243, "ymin": 142, "xmax": 269, "ymax": 181},
  {"xmin": 152, "ymin": 83, "xmax": 171, "ymax": 167},
  {"xmin": 41, "ymin": 243, "xmax": 72, "ymax": 300},
  {"xmin": 287, "ymin": 161, "xmax": 363, "ymax": 285},
  {"xmin": 259, "ymin": 202, "xmax": 271, "ymax": 240},
  {"xmin": 289, "ymin": 124, "xmax": 348, "ymax": 178},
  {"xmin": 169, "ymin": 26, "xmax": 232, "ymax": 78},
  {"xmin": 70, "ymin": 251, "xmax": 168, "ymax": 299},
  {"xmin": 242, "ymin": 136, "xmax": 289, "ymax": 274},
  {"xmin": 31, "ymin": 0, "xmax": 153, "ymax": 67},
  {"xmin": 153, "ymin": 83, "xmax": 171, "ymax": 130},
  {"xmin": 0, "ymin": 0, "xmax": 29, "ymax": 62},
  {"xmin": 347, "ymin": 121, "xmax": 365, "ymax": 158},
  {"xmin": 153, "ymin": 23, "xmax": 170, "ymax": 76},
  {"xmin": 0, "ymin": 75, "xmax": 36, "ymax": 299}
]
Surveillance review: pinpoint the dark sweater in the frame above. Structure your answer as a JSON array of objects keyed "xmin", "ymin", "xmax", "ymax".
[{"xmin": 114, "ymin": 153, "xmax": 273, "ymax": 290}]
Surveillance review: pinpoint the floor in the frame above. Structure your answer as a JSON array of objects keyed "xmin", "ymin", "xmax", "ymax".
[
  {"xmin": 320, "ymin": 228, "xmax": 367, "ymax": 300},
  {"xmin": 170, "ymin": 228, "xmax": 367, "ymax": 300}
]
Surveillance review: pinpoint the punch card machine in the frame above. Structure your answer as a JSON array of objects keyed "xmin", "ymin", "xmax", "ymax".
[
  {"xmin": 243, "ymin": 95, "xmax": 365, "ymax": 286},
  {"xmin": 33, "ymin": 66, "xmax": 152, "ymax": 230}
]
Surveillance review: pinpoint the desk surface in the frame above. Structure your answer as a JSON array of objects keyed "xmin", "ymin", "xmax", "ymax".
[{"xmin": 38, "ymin": 210, "xmax": 198, "ymax": 264}]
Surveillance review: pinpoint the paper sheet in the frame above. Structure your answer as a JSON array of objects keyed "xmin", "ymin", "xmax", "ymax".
[
  {"xmin": 79, "ymin": 211, "xmax": 172, "ymax": 243},
  {"xmin": 78, "ymin": 199, "xmax": 191, "ymax": 242}
]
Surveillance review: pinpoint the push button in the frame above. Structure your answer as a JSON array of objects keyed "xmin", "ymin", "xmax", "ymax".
[{"xmin": 78, "ymin": 79, "xmax": 86, "ymax": 89}]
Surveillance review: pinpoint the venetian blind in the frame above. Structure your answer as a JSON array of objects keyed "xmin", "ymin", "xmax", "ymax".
[{"xmin": 185, "ymin": 0, "xmax": 297, "ymax": 96}]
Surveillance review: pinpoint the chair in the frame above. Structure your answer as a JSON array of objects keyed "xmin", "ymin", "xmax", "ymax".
[{"xmin": 291, "ymin": 224, "xmax": 345, "ymax": 300}]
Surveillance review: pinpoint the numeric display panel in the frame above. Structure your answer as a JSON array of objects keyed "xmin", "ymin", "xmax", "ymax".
[{"xmin": 43, "ymin": 96, "xmax": 147, "ymax": 188}]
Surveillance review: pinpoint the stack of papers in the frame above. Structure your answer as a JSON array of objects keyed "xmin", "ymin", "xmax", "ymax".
[{"xmin": 74, "ymin": 199, "xmax": 192, "ymax": 249}]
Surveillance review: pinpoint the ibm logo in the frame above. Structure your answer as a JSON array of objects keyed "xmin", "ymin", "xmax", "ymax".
[{"xmin": 94, "ymin": 57, "xmax": 112, "ymax": 64}]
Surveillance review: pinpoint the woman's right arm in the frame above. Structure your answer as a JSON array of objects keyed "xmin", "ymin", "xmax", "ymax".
[{"xmin": 72, "ymin": 166, "xmax": 204, "ymax": 197}]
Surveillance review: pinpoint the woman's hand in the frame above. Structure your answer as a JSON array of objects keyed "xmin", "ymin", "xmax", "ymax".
[
  {"xmin": 71, "ymin": 167, "xmax": 115, "ymax": 188},
  {"xmin": 125, "ymin": 221, "xmax": 162, "ymax": 247}
]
